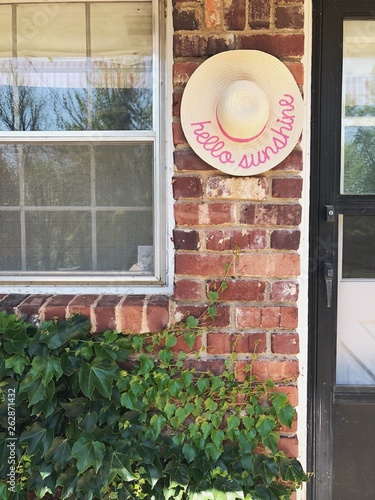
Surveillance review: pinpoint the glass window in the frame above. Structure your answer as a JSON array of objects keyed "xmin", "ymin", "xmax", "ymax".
[
  {"xmin": 0, "ymin": 1, "xmax": 165, "ymax": 290},
  {"xmin": 341, "ymin": 20, "xmax": 375, "ymax": 194}
]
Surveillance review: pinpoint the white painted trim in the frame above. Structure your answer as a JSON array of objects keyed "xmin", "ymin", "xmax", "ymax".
[{"xmin": 297, "ymin": 1, "xmax": 312, "ymax": 498}]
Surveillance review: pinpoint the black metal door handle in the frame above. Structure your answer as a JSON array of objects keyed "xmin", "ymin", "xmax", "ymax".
[{"xmin": 323, "ymin": 262, "xmax": 333, "ymax": 308}]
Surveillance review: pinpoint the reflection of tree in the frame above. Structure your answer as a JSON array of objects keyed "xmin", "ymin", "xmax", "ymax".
[
  {"xmin": 0, "ymin": 86, "xmax": 47, "ymax": 131},
  {"xmin": 344, "ymin": 126, "xmax": 375, "ymax": 194},
  {"xmin": 344, "ymin": 106, "xmax": 375, "ymax": 193},
  {"xmin": 58, "ymin": 87, "xmax": 152, "ymax": 131}
]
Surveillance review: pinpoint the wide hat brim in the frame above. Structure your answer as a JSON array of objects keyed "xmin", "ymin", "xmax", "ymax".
[{"xmin": 181, "ymin": 50, "xmax": 304, "ymax": 176}]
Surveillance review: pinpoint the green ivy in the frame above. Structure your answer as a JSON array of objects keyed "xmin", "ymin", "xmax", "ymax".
[{"xmin": 0, "ymin": 310, "xmax": 309, "ymax": 499}]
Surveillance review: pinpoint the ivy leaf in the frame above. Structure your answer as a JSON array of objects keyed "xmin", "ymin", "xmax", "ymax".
[
  {"xmin": 19, "ymin": 422, "xmax": 54, "ymax": 457},
  {"xmin": 45, "ymin": 437, "xmax": 72, "ymax": 471},
  {"xmin": 165, "ymin": 333, "xmax": 177, "ymax": 349},
  {"xmin": 19, "ymin": 375, "xmax": 47, "ymax": 406},
  {"xmin": 208, "ymin": 290, "xmax": 220, "ymax": 303},
  {"xmin": 101, "ymin": 444, "xmax": 137, "ymax": 483},
  {"xmin": 61, "ymin": 397, "xmax": 89, "ymax": 418},
  {"xmin": 78, "ymin": 359, "xmax": 119, "ymax": 399},
  {"xmin": 60, "ymin": 352, "xmax": 82, "ymax": 375},
  {"xmin": 227, "ymin": 414, "xmax": 240, "ymax": 433},
  {"xmin": 280, "ymin": 458, "xmax": 309, "ymax": 484},
  {"xmin": 252, "ymin": 454, "xmax": 279, "ymax": 487},
  {"xmin": 182, "ymin": 443, "xmax": 197, "ymax": 463},
  {"xmin": 256, "ymin": 415, "xmax": 276, "ymax": 439},
  {"xmin": 30, "ymin": 355, "xmax": 63, "ymax": 386},
  {"xmin": 150, "ymin": 413, "xmax": 167, "ymax": 437},
  {"xmin": 262, "ymin": 431, "xmax": 280, "ymax": 455},
  {"xmin": 56, "ymin": 467, "xmax": 80, "ymax": 498},
  {"xmin": 70, "ymin": 435, "xmax": 105, "ymax": 473},
  {"xmin": 142, "ymin": 464, "xmax": 163, "ymax": 488},
  {"xmin": 211, "ymin": 429, "xmax": 225, "ymax": 450},
  {"xmin": 164, "ymin": 402, "xmax": 177, "ymax": 419},
  {"xmin": 186, "ymin": 316, "xmax": 199, "ymax": 329},
  {"xmin": 76, "ymin": 468, "xmax": 102, "ymax": 499},
  {"xmin": 139, "ymin": 354, "xmax": 155, "ymax": 375},
  {"xmin": 278, "ymin": 404, "xmax": 295, "ymax": 429},
  {"xmin": 2, "ymin": 326, "xmax": 30, "ymax": 355},
  {"xmin": 197, "ymin": 377, "xmax": 210, "ymax": 395},
  {"xmin": 5, "ymin": 354, "xmax": 29, "ymax": 375},
  {"xmin": 271, "ymin": 392, "xmax": 288, "ymax": 414},
  {"xmin": 253, "ymin": 482, "xmax": 290, "ymax": 500},
  {"xmin": 164, "ymin": 460, "xmax": 189, "ymax": 486}
]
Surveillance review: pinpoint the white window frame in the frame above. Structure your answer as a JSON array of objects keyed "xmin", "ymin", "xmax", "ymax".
[{"xmin": 0, "ymin": 0, "xmax": 173, "ymax": 295}]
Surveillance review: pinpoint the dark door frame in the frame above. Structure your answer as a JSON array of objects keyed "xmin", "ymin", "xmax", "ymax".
[{"xmin": 308, "ymin": 1, "xmax": 375, "ymax": 498}]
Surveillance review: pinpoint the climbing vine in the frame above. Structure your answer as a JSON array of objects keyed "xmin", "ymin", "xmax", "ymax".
[{"xmin": 0, "ymin": 294, "xmax": 308, "ymax": 499}]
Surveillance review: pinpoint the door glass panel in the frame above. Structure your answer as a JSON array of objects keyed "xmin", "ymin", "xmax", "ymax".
[
  {"xmin": 337, "ymin": 215, "xmax": 375, "ymax": 384},
  {"xmin": 341, "ymin": 20, "xmax": 375, "ymax": 194}
]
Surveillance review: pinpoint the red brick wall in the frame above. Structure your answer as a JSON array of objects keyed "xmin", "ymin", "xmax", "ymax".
[
  {"xmin": 172, "ymin": 0, "xmax": 304, "ymax": 460},
  {"xmin": 0, "ymin": 0, "xmax": 304, "ymax": 462}
]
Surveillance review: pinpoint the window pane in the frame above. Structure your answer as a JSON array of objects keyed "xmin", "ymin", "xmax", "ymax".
[
  {"xmin": 96, "ymin": 211, "xmax": 153, "ymax": 272},
  {"xmin": 24, "ymin": 145, "xmax": 91, "ymax": 206},
  {"xmin": 25, "ymin": 212, "xmax": 92, "ymax": 271},
  {"xmin": 0, "ymin": 2, "xmax": 153, "ymax": 132},
  {"xmin": 0, "ymin": 213, "xmax": 21, "ymax": 270},
  {"xmin": 342, "ymin": 215, "xmax": 375, "ymax": 279},
  {"xmin": 341, "ymin": 20, "xmax": 375, "ymax": 194},
  {"xmin": 0, "ymin": 146, "xmax": 20, "ymax": 206},
  {"xmin": 96, "ymin": 143, "xmax": 153, "ymax": 206}
]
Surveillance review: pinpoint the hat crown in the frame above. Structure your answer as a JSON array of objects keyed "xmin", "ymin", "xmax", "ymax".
[{"xmin": 216, "ymin": 80, "xmax": 270, "ymax": 143}]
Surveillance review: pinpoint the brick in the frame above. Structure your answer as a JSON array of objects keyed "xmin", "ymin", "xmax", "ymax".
[
  {"xmin": 239, "ymin": 34, "xmax": 304, "ymax": 58},
  {"xmin": 176, "ymin": 304, "xmax": 231, "ymax": 327},
  {"xmin": 173, "ymin": 34, "xmax": 208, "ymax": 57},
  {"xmin": 250, "ymin": 0, "xmax": 271, "ymax": 29},
  {"xmin": 232, "ymin": 333, "xmax": 267, "ymax": 353},
  {"xmin": 251, "ymin": 359, "xmax": 299, "ymax": 381},
  {"xmin": 207, "ymin": 35, "xmax": 236, "ymax": 55},
  {"xmin": 184, "ymin": 358, "xmax": 226, "ymax": 375},
  {"xmin": 172, "ymin": 332, "xmax": 202, "ymax": 353},
  {"xmin": 173, "ymin": 8, "xmax": 200, "ymax": 31},
  {"xmin": 173, "ymin": 92, "xmax": 182, "ymax": 117},
  {"xmin": 272, "ymin": 177, "xmax": 303, "ymax": 199},
  {"xmin": 237, "ymin": 253, "xmax": 300, "ymax": 277},
  {"xmin": 280, "ymin": 306, "xmax": 298, "ymax": 329},
  {"xmin": 206, "ymin": 176, "xmax": 268, "ymax": 200},
  {"xmin": 175, "ymin": 202, "xmax": 235, "ymax": 226},
  {"xmin": 0, "ymin": 294, "xmax": 29, "ymax": 314},
  {"xmin": 272, "ymin": 333, "xmax": 299, "ymax": 354},
  {"xmin": 206, "ymin": 229, "xmax": 267, "ymax": 251},
  {"xmin": 236, "ymin": 306, "xmax": 262, "ymax": 329},
  {"xmin": 146, "ymin": 296, "xmax": 169, "ymax": 332},
  {"xmin": 271, "ymin": 229, "xmax": 300, "ymax": 250},
  {"xmin": 174, "ymin": 279, "xmax": 203, "ymax": 301},
  {"xmin": 173, "ymin": 122, "xmax": 187, "ymax": 146},
  {"xmin": 207, "ymin": 332, "xmax": 231, "ymax": 354},
  {"xmin": 119, "ymin": 296, "xmax": 144, "ymax": 333},
  {"xmin": 240, "ymin": 204, "xmax": 302, "ymax": 226},
  {"xmin": 284, "ymin": 61, "xmax": 304, "ymax": 86},
  {"xmin": 68, "ymin": 295, "xmax": 98, "ymax": 319},
  {"xmin": 42, "ymin": 295, "xmax": 75, "ymax": 321},
  {"xmin": 278, "ymin": 436, "xmax": 299, "ymax": 458},
  {"xmin": 174, "ymin": 149, "xmax": 213, "ymax": 172},
  {"xmin": 275, "ymin": 148, "xmax": 303, "ymax": 171},
  {"xmin": 173, "ymin": 176, "xmax": 203, "ymax": 199},
  {"xmin": 175, "ymin": 254, "xmax": 235, "ymax": 277},
  {"xmin": 173, "ymin": 62, "xmax": 200, "ymax": 86},
  {"xmin": 173, "ymin": 229, "xmax": 200, "ymax": 251},
  {"xmin": 261, "ymin": 307, "xmax": 280, "ymax": 328},
  {"xmin": 205, "ymin": 0, "xmax": 221, "ymax": 28},
  {"xmin": 224, "ymin": 0, "xmax": 246, "ymax": 30},
  {"xmin": 275, "ymin": 5, "xmax": 304, "ymax": 30},
  {"xmin": 207, "ymin": 279, "xmax": 266, "ymax": 302},
  {"xmin": 16, "ymin": 295, "xmax": 50, "ymax": 321},
  {"xmin": 271, "ymin": 280, "xmax": 299, "ymax": 302},
  {"xmin": 93, "ymin": 295, "xmax": 122, "ymax": 332}
]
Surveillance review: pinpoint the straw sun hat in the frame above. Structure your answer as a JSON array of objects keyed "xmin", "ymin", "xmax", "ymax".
[{"xmin": 181, "ymin": 50, "xmax": 304, "ymax": 176}]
